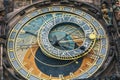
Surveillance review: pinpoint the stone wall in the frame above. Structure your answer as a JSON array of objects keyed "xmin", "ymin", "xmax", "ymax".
[{"xmin": 12, "ymin": 0, "xmax": 101, "ymax": 9}]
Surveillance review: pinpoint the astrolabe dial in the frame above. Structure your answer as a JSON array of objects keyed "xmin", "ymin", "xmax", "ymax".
[
  {"xmin": 7, "ymin": 6, "xmax": 108, "ymax": 80},
  {"xmin": 38, "ymin": 15, "xmax": 96, "ymax": 60}
]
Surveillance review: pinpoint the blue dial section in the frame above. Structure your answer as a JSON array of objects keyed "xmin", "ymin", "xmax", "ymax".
[{"xmin": 35, "ymin": 48, "xmax": 83, "ymax": 77}]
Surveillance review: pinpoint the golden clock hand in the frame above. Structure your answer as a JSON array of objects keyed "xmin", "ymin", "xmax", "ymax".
[
  {"xmin": 89, "ymin": 33, "xmax": 106, "ymax": 40},
  {"xmin": 59, "ymin": 39, "xmax": 83, "ymax": 43},
  {"xmin": 17, "ymin": 44, "xmax": 38, "ymax": 50}
]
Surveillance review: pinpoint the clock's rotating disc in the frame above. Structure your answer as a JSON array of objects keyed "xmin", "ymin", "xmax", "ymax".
[{"xmin": 38, "ymin": 12, "xmax": 96, "ymax": 60}]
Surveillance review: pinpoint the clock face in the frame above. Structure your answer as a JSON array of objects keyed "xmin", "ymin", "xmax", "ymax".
[{"xmin": 7, "ymin": 6, "xmax": 108, "ymax": 79}]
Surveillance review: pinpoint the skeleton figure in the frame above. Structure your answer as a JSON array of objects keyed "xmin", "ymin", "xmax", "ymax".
[
  {"xmin": 113, "ymin": 0, "xmax": 120, "ymax": 21},
  {"xmin": 101, "ymin": 2, "xmax": 112, "ymax": 26}
]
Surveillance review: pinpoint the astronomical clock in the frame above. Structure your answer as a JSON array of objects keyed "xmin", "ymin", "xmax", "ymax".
[{"xmin": 3, "ymin": 0, "xmax": 117, "ymax": 80}]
